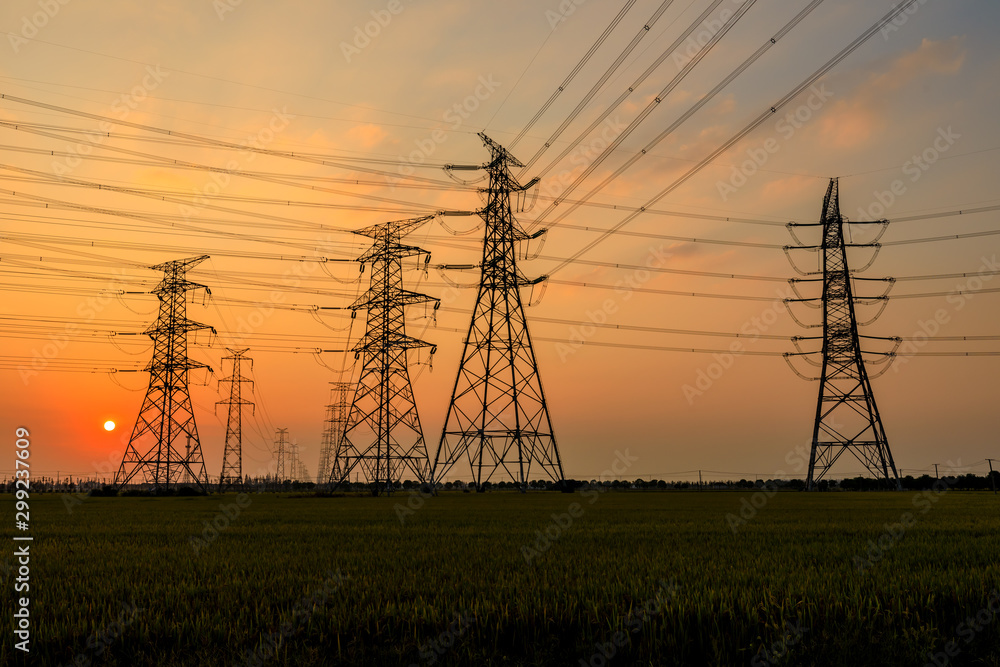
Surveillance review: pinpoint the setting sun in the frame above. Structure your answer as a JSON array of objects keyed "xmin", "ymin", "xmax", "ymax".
[{"xmin": 103, "ymin": 420, "xmax": 116, "ymax": 432}]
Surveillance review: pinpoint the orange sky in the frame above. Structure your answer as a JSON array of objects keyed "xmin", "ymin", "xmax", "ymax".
[{"xmin": 1, "ymin": 0, "xmax": 998, "ymax": 484}]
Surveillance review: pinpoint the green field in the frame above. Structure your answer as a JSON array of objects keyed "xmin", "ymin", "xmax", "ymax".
[{"xmin": 5, "ymin": 490, "xmax": 999, "ymax": 666}]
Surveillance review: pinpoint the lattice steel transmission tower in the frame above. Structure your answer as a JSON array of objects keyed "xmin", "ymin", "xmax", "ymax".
[
  {"xmin": 217, "ymin": 349, "xmax": 254, "ymax": 491},
  {"xmin": 296, "ymin": 450, "xmax": 310, "ymax": 483},
  {"xmin": 330, "ymin": 215, "xmax": 438, "ymax": 494},
  {"xmin": 289, "ymin": 443, "xmax": 301, "ymax": 481},
  {"xmin": 181, "ymin": 438, "xmax": 192, "ymax": 485},
  {"xmin": 784, "ymin": 178, "xmax": 901, "ymax": 490},
  {"xmin": 432, "ymin": 133, "xmax": 565, "ymax": 491},
  {"xmin": 275, "ymin": 428, "xmax": 289, "ymax": 481},
  {"xmin": 115, "ymin": 255, "xmax": 214, "ymax": 491},
  {"xmin": 317, "ymin": 382, "xmax": 353, "ymax": 484}
]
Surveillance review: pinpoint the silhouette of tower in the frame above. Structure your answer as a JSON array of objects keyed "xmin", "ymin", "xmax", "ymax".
[
  {"xmin": 217, "ymin": 349, "xmax": 254, "ymax": 491},
  {"xmin": 317, "ymin": 382, "xmax": 353, "ymax": 484},
  {"xmin": 432, "ymin": 133, "xmax": 565, "ymax": 491},
  {"xmin": 115, "ymin": 255, "xmax": 214, "ymax": 491},
  {"xmin": 289, "ymin": 442, "xmax": 301, "ymax": 481},
  {"xmin": 294, "ymin": 448, "xmax": 309, "ymax": 483},
  {"xmin": 784, "ymin": 179, "xmax": 900, "ymax": 489},
  {"xmin": 331, "ymin": 215, "xmax": 438, "ymax": 495},
  {"xmin": 275, "ymin": 428, "xmax": 289, "ymax": 481},
  {"xmin": 181, "ymin": 437, "xmax": 192, "ymax": 485}
]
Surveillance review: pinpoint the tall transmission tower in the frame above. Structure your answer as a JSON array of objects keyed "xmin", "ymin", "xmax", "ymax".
[
  {"xmin": 432, "ymin": 133, "xmax": 565, "ymax": 491},
  {"xmin": 317, "ymin": 382, "xmax": 353, "ymax": 484},
  {"xmin": 784, "ymin": 178, "xmax": 901, "ymax": 490},
  {"xmin": 330, "ymin": 215, "xmax": 438, "ymax": 495},
  {"xmin": 275, "ymin": 428, "xmax": 289, "ymax": 481},
  {"xmin": 115, "ymin": 255, "xmax": 215, "ymax": 491},
  {"xmin": 217, "ymin": 349, "xmax": 254, "ymax": 491}
]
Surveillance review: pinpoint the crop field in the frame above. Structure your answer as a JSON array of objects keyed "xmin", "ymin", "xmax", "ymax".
[{"xmin": 4, "ymin": 490, "xmax": 999, "ymax": 666}]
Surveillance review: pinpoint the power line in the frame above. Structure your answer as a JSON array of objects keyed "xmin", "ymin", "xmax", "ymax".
[
  {"xmin": 509, "ymin": 0, "xmax": 641, "ymax": 147},
  {"xmin": 530, "ymin": 0, "xmax": 775, "ymax": 223},
  {"xmin": 533, "ymin": 0, "xmax": 961, "ymax": 279}
]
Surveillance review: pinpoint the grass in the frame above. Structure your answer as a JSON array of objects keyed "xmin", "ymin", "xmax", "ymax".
[{"xmin": 3, "ymin": 490, "xmax": 999, "ymax": 666}]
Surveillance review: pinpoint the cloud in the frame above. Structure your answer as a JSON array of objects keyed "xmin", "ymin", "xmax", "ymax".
[
  {"xmin": 759, "ymin": 175, "xmax": 820, "ymax": 204},
  {"xmin": 817, "ymin": 37, "xmax": 966, "ymax": 150},
  {"xmin": 870, "ymin": 37, "xmax": 966, "ymax": 91},
  {"xmin": 346, "ymin": 123, "xmax": 389, "ymax": 149}
]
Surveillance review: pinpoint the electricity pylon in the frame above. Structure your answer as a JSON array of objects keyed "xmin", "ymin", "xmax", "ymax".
[
  {"xmin": 217, "ymin": 349, "xmax": 254, "ymax": 491},
  {"xmin": 275, "ymin": 428, "xmax": 289, "ymax": 481},
  {"xmin": 331, "ymin": 215, "xmax": 438, "ymax": 495},
  {"xmin": 317, "ymin": 382, "xmax": 353, "ymax": 484},
  {"xmin": 784, "ymin": 178, "xmax": 901, "ymax": 490},
  {"xmin": 295, "ymin": 452, "xmax": 310, "ymax": 483},
  {"xmin": 289, "ymin": 442, "xmax": 301, "ymax": 481},
  {"xmin": 181, "ymin": 438, "xmax": 192, "ymax": 485},
  {"xmin": 432, "ymin": 133, "xmax": 565, "ymax": 492},
  {"xmin": 115, "ymin": 255, "xmax": 215, "ymax": 491}
]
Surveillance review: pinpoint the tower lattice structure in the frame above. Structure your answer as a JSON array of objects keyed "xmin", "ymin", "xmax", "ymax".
[
  {"xmin": 784, "ymin": 178, "xmax": 901, "ymax": 489},
  {"xmin": 217, "ymin": 348, "xmax": 254, "ymax": 491},
  {"xmin": 432, "ymin": 133, "xmax": 565, "ymax": 491},
  {"xmin": 330, "ymin": 215, "xmax": 438, "ymax": 494},
  {"xmin": 317, "ymin": 382, "xmax": 353, "ymax": 484},
  {"xmin": 289, "ymin": 442, "xmax": 302, "ymax": 481},
  {"xmin": 275, "ymin": 428, "xmax": 288, "ymax": 481},
  {"xmin": 115, "ymin": 255, "xmax": 214, "ymax": 491}
]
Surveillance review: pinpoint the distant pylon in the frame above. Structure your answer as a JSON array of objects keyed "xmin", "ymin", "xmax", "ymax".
[
  {"xmin": 331, "ymin": 215, "xmax": 438, "ymax": 495},
  {"xmin": 290, "ymin": 443, "xmax": 309, "ymax": 482},
  {"xmin": 181, "ymin": 437, "xmax": 192, "ymax": 485},
  {"xmin": 275, "ymin": 428, "xmax": 289, "ymax": 481},
  {"xmin": 217, "ymin": 349, "xmax": 254, "ymax": 491},
  {"xmin": 289, "ymin": 442, "xmax": 300, "ymax": 480},
  {"xmin": 115, "ymin": 255, "xmax": 215, "ymax": 491},
  {"xmin": 784, "ymin": 178, "xmax": 901, "ymax": 490},
  {"xmin": 432, "ymin": 133, "xmax": 565, "ymax": 492},
  {"xmin": 317, "ymin": 382, "xmax": 353, "ymax": 484}
]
